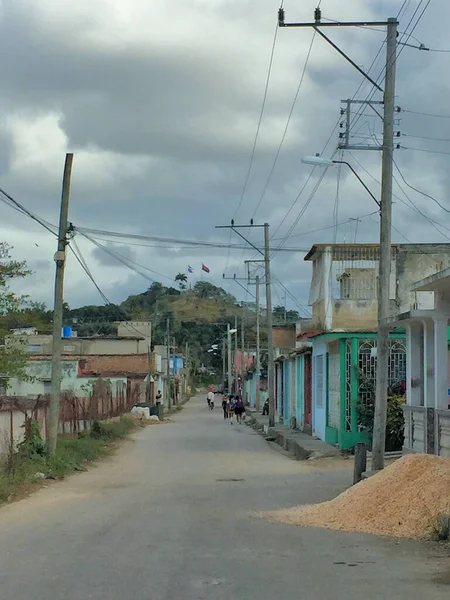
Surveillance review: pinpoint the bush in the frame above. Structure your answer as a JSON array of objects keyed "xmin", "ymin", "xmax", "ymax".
[{"xmin": 358, "ymin": 393, "xmax": 405, "ymax": 452}]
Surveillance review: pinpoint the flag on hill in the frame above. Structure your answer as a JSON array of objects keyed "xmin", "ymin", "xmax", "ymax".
[{"xmin": 202, "ymin": 263, "xmax": 210, "ymax": 273}]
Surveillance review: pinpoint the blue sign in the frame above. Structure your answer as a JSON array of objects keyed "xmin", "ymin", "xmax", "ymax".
[{"xmin": 255, "ymin": 371, "xmax": 262, "ymax": 377}]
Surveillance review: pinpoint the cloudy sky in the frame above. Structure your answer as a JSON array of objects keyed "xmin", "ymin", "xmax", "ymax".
[{"xmin": 1, "ymin": 0, "xmax": 449, "ymax": 315}]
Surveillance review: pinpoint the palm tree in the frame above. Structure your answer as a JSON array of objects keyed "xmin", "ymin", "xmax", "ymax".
[{"xmin": 175, "ymin": 273, "xmax": 188, "ymax": 290}]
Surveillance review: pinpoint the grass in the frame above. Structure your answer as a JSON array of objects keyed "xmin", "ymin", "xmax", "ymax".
[{"xmin": 0, "ymin": 415, "xmax": 145, "ymax": 505}]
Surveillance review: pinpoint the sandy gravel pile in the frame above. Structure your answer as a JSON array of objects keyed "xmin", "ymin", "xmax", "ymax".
[{"xmin": 264, "ymin": 454, "xmax": 450, "ymax": 538}]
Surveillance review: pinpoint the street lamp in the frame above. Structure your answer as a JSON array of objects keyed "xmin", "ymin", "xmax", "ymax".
[{"xmin": 302, "ymin": 155, "xmax": 380, "ymax": 207}]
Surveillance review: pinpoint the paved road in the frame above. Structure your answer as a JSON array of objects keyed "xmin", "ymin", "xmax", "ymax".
[{"xmin": 0, "ymin": 396, "xmax": 448, "ymax": 599}]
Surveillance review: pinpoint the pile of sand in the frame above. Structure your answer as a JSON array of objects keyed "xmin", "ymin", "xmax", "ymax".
[{"xmin": 263, "ymin": 454, "xmax": 450, "ymax": 538}]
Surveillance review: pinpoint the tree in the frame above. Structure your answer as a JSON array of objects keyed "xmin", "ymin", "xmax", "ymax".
[
  {"xmin": 175, "ymin": 273, "xmax": 188, "ymax": 290},
  {"xmin": 273, "ymin": 305, "xmax": 300, "ymax": 323},
  {"xmin": 0, "ymin": 243, "xmax": 34, "ymax": 389}
]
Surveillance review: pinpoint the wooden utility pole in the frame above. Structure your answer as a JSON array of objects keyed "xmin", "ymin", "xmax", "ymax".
[
  {"xmin": 48, "ymin": 153, "xmax": 74, "ymax": 454},
  {"xmin": 372, "ymin": 18, "xmax": 398, "ymax": 471},
  {"xmin": 185, "ymin": 340, "xmax": 189, "ymax": 395},
  {"xmin": 255, "ymin": 275, "xmax": 261, "ymax": 411}
]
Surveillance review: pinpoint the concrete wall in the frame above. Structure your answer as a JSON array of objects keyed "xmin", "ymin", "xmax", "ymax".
[
  {"xmin": 332, "ymin": 299, "xmax": 378, "ymax": 330},
  {"xmin": 8, "ymin": 335, "xmax": 150, "ymax": 356},
  {"xmin": 327, "ymin": 341, "xmax": 340, "ymax": 430},
  {"xmin": 8, "ymin": 359, "xmax": 125, "ymax": 397},
  {"xmin": 273, "ymin": 326, "xmax": 296, "ymax": 350},
  {"xmin": 395, "ymin": 245, "xmax": 450, "ymax": 313},
  {"xmin": 116, "ymin": 321, "xmax": 151, "ymax": 339}
]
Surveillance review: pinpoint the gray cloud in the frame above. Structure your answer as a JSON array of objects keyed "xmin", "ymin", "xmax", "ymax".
[{"xmin": 1, "ymin": 0, "xmax": 449, "ymax": 314}]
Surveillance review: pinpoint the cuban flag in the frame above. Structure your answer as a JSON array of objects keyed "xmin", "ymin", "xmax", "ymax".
[
  {"xmin": 202, "ymin": 263, "xmax": 210, "ymax": 273},
  {"xmin": 188, "ymin": 266, "xmax": 193, "ymax": 274}
]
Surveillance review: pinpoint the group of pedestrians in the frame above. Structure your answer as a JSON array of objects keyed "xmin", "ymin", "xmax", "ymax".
[
  {"xmin": 221, "ymin": 394, "xmax": 244, "ymax": 424},
  {"xmin": 206, "ymin": 389, "xmax": 245, "ymax": 424}
]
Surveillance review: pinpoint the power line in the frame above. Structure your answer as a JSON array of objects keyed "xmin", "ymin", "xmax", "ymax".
[
  {"xmin": 232, "ymin": 19, "xmax": 279, "ymax": 220},
  {"xmin": 401, "ymin": 144, "xmax": 450, "ymax": 156},
  {"xmin": 251, "ymin": 29, "xmax": 317, "ymax": 220},
  {"xmin": 0, "ymin": 187, "xmax": 58, "ymax": 238},
  {"xmin": 402, "ymin": 108, "xmax": 450, "ymax": 119},
  {"xmin": 392, "ymin": 157, "xmax": 450, "ymax": 213}
]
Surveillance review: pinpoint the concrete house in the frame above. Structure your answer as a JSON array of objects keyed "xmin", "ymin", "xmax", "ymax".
[
  {"xmin": 389, "ymin": 268, "xmax": 450, "ymax": 457},
  {"xmin": 271, "ymin": 243, "xmax": 450, "ymax": 449}
]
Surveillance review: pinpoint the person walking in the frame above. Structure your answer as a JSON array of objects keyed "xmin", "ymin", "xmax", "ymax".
[
  {"xmin": 228, "ymin": 395, "xmax": 236, "ymax": 425},
  {"xmin": 207, "ymin": 390, "xmax": 214, "ymax": 409},
  {"xmin": 234, "ymin": 395, "xmax": 244, "ymax": 424},
  {"xmin": 221, "ymin": 395, "xmax": 228, "ymax": 420}
]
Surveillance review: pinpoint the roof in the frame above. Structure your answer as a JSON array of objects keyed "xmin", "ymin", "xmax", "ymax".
[
  {"xmin": 304, "ymin": 243, "xmax": 387, "ymax": 261},
  {"xmin": 412, "ymin": 267, "xmax": 450, "ymax": 293},
  {"xmin": 78, "ymin": 355, "xmax": 149, "ymax": 378},
  {"xmin": 296, "ymin": 329, "xmax": 322, "ymax": 341}
]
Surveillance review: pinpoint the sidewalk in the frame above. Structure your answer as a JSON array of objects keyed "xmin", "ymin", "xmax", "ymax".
[{"xmin": 245, "ymin": 409, "xmax": 340, "ymax": 460}]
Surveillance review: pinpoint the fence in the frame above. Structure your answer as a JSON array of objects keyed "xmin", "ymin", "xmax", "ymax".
[{"xmin": 0, "ymin": 379, "xmax": 145, "ymax": 460}]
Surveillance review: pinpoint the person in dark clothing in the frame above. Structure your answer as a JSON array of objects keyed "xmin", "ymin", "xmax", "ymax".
[
  {"xmin": 234, "ymin": 395, "xmax": 244, "ymax": 424},
  {"xmin": 222, "ymin": 395, "xmax": 228, "ymax": 419}
]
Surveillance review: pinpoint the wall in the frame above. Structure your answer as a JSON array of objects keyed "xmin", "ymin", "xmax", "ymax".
[
  {"xmin": 8, "ymin": 335, "xmax": 150, "ymax": 356},
  {"xmin": 273, "ymin": 326, "xmax": 296, "ymax": 349},
  {"xmin": 117, "ymin": 321, "xmax": 151, "ymax": 339},
  {"xmin": 396, "ymin": 245, "xmax": 450, "ymax": 313},
  {"xmin": 7, "ymin": 359, "xmax": 126, "ymax": 398},
  {"xmin": 332, "ymin": 299, "xmax": 378, "ymax": 330}
]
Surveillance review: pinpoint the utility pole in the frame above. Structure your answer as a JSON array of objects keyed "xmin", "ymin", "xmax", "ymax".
[
  {"xmin": 234, "ymin": 315, "xmax": 238, "ymax": 395},
  {"xmin": 222, "ymin": 337, "xmax": 226, "ymax": 392},
  {"xmin": 264, "ymin": 223, "xmax": 275, "ymax": 427},
  {"xmin": 278, "ymin": 7, "xmax": 399, "ymax": 468},
  {"xmin": 241, "ymin": 302, "xmax": 245, "ymax": 398},
  {"xmin": 166, "ymin": 318, "xmax": 171, "ymax": 410},
  {"xmin": 185, "ymin": 340, "xmax": 189, "ymax": 396},
  {"xmin": 255, "ymin": 275, "xmax": 261, "ymax": 411},
  {"xmin": 216, "ymin": 222, "xmax": 274, "ymax": 425},
  {"xmin": 372, "ymin": 18, "xmax": 398, "ymax": 472},
  {"xmin": 48, "ymin": 153, "xmax": 74, "ymax": 454},
  {"xmin": 227, "ymin": 323, "xmax": 232, "ymax": 396}
]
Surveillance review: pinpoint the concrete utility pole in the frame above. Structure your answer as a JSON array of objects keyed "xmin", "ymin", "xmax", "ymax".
[
  {"xmin": 185, "ymin": 341, "xmax": 189, "ymax": 396},
  {"xmin": 264, "ymin": 223, "xmax": 275, "ymax": 427},
  {"xmin": 241, "ymin": 302, "xmax": 245, "ymax": 396},
  {"xmin": 234, "ymin": 316, "xmax": 238, "ymax": 394},
  {"xmin": 255, "ymin": 275, "xmax": 261, "ymax": 411},
  {"xmin": 222, "ymin": 337, "xmax": 226, "ymax": 392},
  {"xmin": 166, "ymin": 318, "xmax": 171, "ymax": 410},
  {"xmin": 279, "ymin": 7, "xmax": 399, "ymax": 468},
  {"xmin": 372, "ymin": 18, "xmax": 398, "ymax": 472},
  {"xmin": 48, "ymin": 153, "xmax": 74, "ymax": 455},
  {"xmin": 227, "ymin": 323, "xmax": 232, "ymax": 395}
]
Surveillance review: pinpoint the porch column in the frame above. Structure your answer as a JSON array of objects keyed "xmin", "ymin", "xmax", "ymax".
[
  {"xmin": 422, "ymin": 319, "xmax": 435, "ymax": 408},
  {"xmin": 406, "ymin": 322, "xmax": 423, "ymax": 406},
  {"xmin": 433, "ymin": 316, "xmax": 448, "ymax": 409}
]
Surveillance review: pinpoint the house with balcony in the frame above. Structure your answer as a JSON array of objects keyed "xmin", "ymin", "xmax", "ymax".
[{"xmin": 276, "ymin": 243, "xmax": 450, "ymax": 449}]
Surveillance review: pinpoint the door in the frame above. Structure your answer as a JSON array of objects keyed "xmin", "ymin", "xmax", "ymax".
[
  {"xmin": 303, "ymin": 354, "xmax": 312, "ymax": 433},
  {"xmin": 313, "ymin": 354, "xmax": 326, "ymax": 441}
]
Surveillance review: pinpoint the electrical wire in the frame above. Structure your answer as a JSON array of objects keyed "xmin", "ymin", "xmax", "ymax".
[
  {"xmin": 251, "ymin": 29, "xmax": 317, "ymax": 220},
  {"xmin": 232, "ymin": 19, "xmax": 279, "ymax": 220},
  {"xmin": 401, "ymin": 145, "xmax": 450, "ymax": 156},
  {"xmin": 392, "ymin": 157, "xmax": 450, "ymax": 213},
  {"xmin": 0, "ymin": 188, "xmax": 58, "ymax": 238},
  {"xmin": 402, "ymin": 108, "xmax": 450, "ymax": 119}
]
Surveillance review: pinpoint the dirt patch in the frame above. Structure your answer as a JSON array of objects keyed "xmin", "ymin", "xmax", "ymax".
[{"xmin": 262, "ymin": 454, "xmax": 450, "ymax": 539}]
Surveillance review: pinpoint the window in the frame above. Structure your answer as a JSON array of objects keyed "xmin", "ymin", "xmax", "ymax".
[
  {"xmin": 27, "ymin": 345, "xmax": 41, "ymax": 353},
  {"xmin": 316, "ymin": 355, "xmax": 324, "ymax": 409}
]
